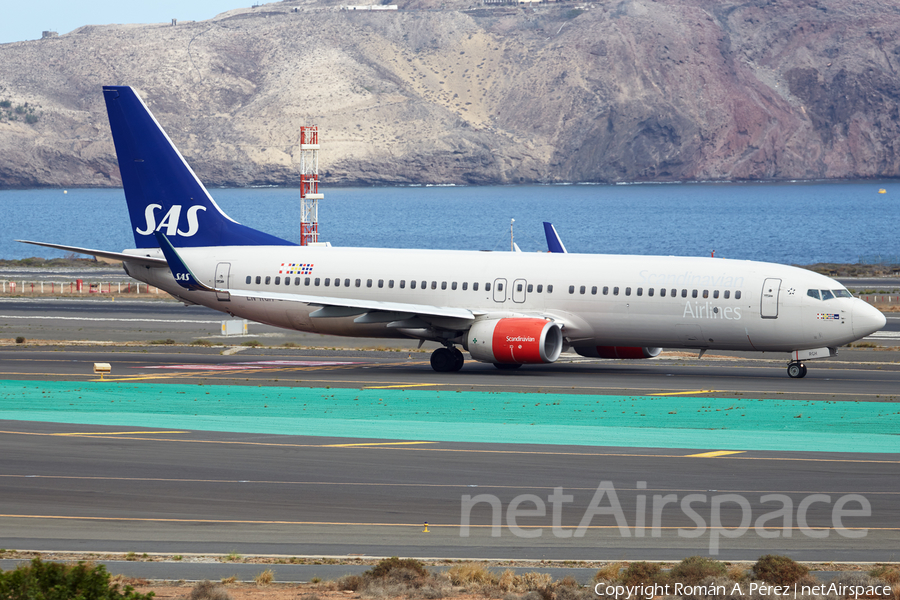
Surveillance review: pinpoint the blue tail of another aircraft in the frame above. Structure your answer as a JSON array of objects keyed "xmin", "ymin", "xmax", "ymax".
[{"xmin": 103, "ymin": 86, "xmax": 295, "ymax": 249}]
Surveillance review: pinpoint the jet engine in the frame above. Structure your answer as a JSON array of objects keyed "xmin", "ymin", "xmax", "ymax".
[
  {"xmin": 464, "ymin": 318, "xmax": 563, "ymax": 364},
  {"xmin": 575, "ymin": 346, "xmax": 663, "ymax": 359}
]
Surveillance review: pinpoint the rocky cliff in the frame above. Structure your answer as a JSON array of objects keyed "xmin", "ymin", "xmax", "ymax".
[{"xmin": 1, "ymin": 0, "xmax": 898, "ymax": 187}]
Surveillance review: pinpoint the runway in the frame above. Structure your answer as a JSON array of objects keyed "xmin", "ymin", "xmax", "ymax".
[{"xmin": 0, "ymin": 299, "xmax": 898, "ymax": 562}]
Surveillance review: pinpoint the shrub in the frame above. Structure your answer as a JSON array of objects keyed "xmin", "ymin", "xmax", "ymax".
[
  {"xmin": 254, "ymin": 569, "xmax": 274, "ymax": 586},
  {"xmin": 448, "ymin": 563, "xmax": 497, "ymax": 587},
  {"xmin": 752, "ymin": 555, "xmax": 809, "ymax": 585},
  {"xmin": 870, "ymin": 566, "xmax": 900, "ymax": 585},
  {"xmin": 190, "ymin": 580, "xmax": 232, "ymax": 600},
  {"xmin": 149, "ymin": 339, "xmax": 176, "ymax": 345},
  {"xmin": 0, "ymin": 558, "xmax": 154, "ymax": 599},
  {"xmin": 15, "ymin": 336, "xmax": 25, "ymax": 344},
  {"xmin": 336, "ymin": 574, "xmax": 362, "ymax": 591},
  {"xmin": 367, "ymin": 556, "xmax": 428, "ymax": 580},
  {"xmin": 620, "ymin": 562, "xmax": 663, "ymax": 586},
  {"xmin": 668, "ymin": 556, "xmax": 726, "ymax": 585},
  {"xmin": 240, "ymin": 340, "xmax": 262, "ymax": 347},
  {"xmin": 593, "ymin": 562, "xmax": 625, "ymax": 583}
]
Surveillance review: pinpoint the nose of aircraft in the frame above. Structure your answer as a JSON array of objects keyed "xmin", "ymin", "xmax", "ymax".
[{"xmin": 852, "ymin": 300, "xmax": 887, "ymax": 338}]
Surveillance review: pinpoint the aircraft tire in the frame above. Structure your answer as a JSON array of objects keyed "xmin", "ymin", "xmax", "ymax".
[
  {"xmin": 450, "ymin": 347, "xmax": 464, "ymax": 372},
  {"xmin": 430, "ymin": 347, "xmax": 456, "ymax": 372},
  {"xmin": 787, "ymin": 362, "xmax": 806, "ymax": 378}
]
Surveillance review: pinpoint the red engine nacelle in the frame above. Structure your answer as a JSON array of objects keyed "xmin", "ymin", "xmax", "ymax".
[
  {"xmin": 465, "ymin": 318, "xmax": 563, "ymax": 364},
  {"xmin": 575, "ymin": 346, "xmax": 663, "ymax": 359}
]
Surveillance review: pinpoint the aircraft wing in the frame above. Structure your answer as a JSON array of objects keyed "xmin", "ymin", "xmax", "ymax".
[
  {"xmin": 154, "ymin": 232, "xmax": 477, "ymax": 326},
  {"xmin": 16, "ymin": 240, "xmax": 168, "ymax": 268}
]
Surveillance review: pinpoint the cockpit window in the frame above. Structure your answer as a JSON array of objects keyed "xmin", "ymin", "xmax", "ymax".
[
  {"xmin": 832, "ymin": 289, "xmax": 852, "ymax": 299},
  {"xmin": 807, "ymin": 289, "xmax": 820, "ymax": 300},
  {"xmin": 820, "ymin": 289, "xmax": 835, "ymax": 301}
]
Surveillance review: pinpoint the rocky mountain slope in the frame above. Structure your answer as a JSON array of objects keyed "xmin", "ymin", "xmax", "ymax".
[{"xmin": 1, "ymin": 0, "xmax": 899, "ymax": 187}]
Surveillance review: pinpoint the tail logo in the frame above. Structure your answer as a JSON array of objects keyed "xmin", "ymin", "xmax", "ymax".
[{"xmin": 136, "ymin": 204, "xmax": 207, "ymax": 237}]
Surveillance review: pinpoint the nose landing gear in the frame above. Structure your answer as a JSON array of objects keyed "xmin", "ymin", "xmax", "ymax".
[
  {"xmin": 787, "ymin": 361, "xmax": 808, "ymax": 378},
  {"xmin": 430, "ymin": 346, "xmax": 465, "ymax": 372}
]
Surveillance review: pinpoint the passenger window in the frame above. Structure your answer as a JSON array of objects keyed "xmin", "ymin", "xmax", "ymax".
[
  {"xmin": 603, "ymin": 286, "xmax": 609, "ymax": 295},
  {"xmin": 378, "ymin": 279, "xmax": 384, "ymax": 288},
  {"xmin": 569, "ymin": 285, "xmax": 575, "ymax": 294},
  {"xmin": 660, "ymin": 288, "xmax": 666, "ymax": 297},
  {"xmin": 735, "ymin": 291, "xmax": 742, "ymax": 300},
  {"xmin": 275, "ymin": 277, "xmax": 281, "ymax": 285},
  {"xmin": 591, "ymin": 286, "xmax": 597, "ymax": 295},
  {"xmin": 256, "ymin": 276, "xmax": 262, "ymax": 284},
  {"xmin": 498, "ymin": 282, "xmax": 504, "ymax": 291},
  {"xmin": 411, "ymin": 280, "xmax": 417, "ymax": 289},
  {"xmin": 517, "ymin": 283, "xmax": 523, "ymax": 292},
  {"xmin": 304, "ymin": 277, "xmax": 310, "ymax": 285},
  {"xmin": 821, "ymin": 289, "xmax": 835, "ymax": 300},
  {"xmin": 703, "ymin": 290, "xmax": 709, "ymax": 299},
  {"xmin": 355, "ymin": 279, "xmax": 361, "ymax": 287},
  {"xmin": 333, "ymin": 278, "xmax": 339, "ymax": 287},
  {"xmin": 613, "ymin": 286, "xmax": 619, "ymax": 296},
  {"xmin": 344, "ymin": 278, "xmax": 350, "ymax": 287},
  {"xmin": 324, "ymin": 278, "xmax": 330, "ymax": 286},
  {"xmin": 246, "ymin": 276, "xmax": 251, "ymax": 284},
  {"xmin": 527, "ymin": 284, "xmax": 533, "ymax": 293},
  {"xmin": 431, "ymin": 281, "xmax": 437, "ymax": 290},
  {"xmin": 682, "ymin": 289, "xmax": 687, "ymax": 298},
  {"xmin": 388, "ymin": 280, "xmax": 394, "ymax": 288},
  {"xmin": 537, "ymin": 284, "xmax": 542, "ymax": 293},
  {"xmin": 452, "ymin": 282, "xmax": 458, "ymax": 290},
  {"xmin": 625, "ymin": 287, "xmax": 632, "ymax": 296},
  {"xmin": 285, "ymin": 277, "xmax": 290, "ymax": 286},
  {"xmin": 648, "ymin": 288, "xmax": 654, "ymax": 297},
  {"xmin": 473, "ymin": 282, "xmax": 479, "ymax": 291},
  {"xmin": 636, "ymin": 287, "xmax": 642, "ymax": 296},
  {"xmin": 580, "ymin": 285, "xmax": 586, "ymax": 294},
  {"xmin": 547, "ymin": 284, "xmax": 553, "ymax": 293},
  {"xmin": 400, "ymin": 280, "xmax": 406, "ymax": 289},
  {"xmin": 692, "ymin": 290, "xmax": 698, "ymax": 298},
  {"xmin": 265, "ymin": 276, "xmax": 271, "ymax": 285},
  {"xmin": 366, "ymin": 279, "xmax": 372, "ymax": 288},
  {"xmin": 421, "ymin": 281, "xmax": 426, "ymax": 289},
  {"xmin": 485, "ymin": 282, "xmax": 491, "ymax": 292},
  {"xmin": 441, "ymin": 282, "xmax": 447, "ymax": 290},
  {"xmin": 724, "ymin": 290, "xmax": 730, "ymax": 299},
  {"xmin": 462, "ymin": 282, "xmax": 468, "ymax": 291},
  {"xmin": 295, "ymin": 277, "xmax": 300, "ymax": 285}
]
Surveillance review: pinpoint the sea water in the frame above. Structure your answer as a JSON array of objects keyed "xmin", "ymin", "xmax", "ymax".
[{"xmin": 2, "ymin": 181, "xmax": 897, "ymax": 265}]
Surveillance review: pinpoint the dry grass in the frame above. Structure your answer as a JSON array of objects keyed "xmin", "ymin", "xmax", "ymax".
[
  {"xmin": 255, "ymin": 569, "xmax": 275, "ymax": 586},
  {"xmin": 592, "ymin": 562, "xmax": 625, "ymax": 582}
]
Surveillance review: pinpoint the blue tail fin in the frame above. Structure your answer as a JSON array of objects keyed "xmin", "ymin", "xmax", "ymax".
[
  {"xmin": 542, "ymin": 222, "xmax": 568, "ymax": 253},
  {"xmin": 103, "ymin": 86, "xmax": 295, "ymax": 249}
]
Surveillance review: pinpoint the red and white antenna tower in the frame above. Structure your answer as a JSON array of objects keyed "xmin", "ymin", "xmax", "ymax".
[{"xmin": 299, "ymin": 126, "xmax": 323, "ymax": 246}]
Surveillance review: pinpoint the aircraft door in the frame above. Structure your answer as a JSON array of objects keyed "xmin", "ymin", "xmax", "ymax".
[
  {"xmin": 215, "ymin": 262, "xmax": 231, "ymax": 301},
  {"xmin": 493, "ymin": 278, "xmax": 507, "ymax": 303},
  {"xmin": 512, "ymin": 279, "xmax": 527, "ymax": 303},
  {"xmin": 760, "ymin": 278, "xmax": 781, "ymax": 318}
]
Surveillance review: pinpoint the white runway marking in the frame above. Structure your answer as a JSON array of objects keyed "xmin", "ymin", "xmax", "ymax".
[{"xmin": 0, "ymin": 315, "xmax": 220, "ymax": 324}]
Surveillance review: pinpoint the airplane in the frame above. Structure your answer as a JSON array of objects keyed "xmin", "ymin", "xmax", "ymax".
[{"xmin": 18, "ymin": 86, "xmax": 887, "ymax": 378}]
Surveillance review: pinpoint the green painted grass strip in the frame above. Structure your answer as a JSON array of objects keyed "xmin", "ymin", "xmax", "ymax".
[{"xmin": 1, "ymin": 379, "xmax": 897, "ymax": 453}]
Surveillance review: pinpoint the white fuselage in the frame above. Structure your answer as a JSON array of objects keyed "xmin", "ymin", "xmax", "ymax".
[{"xmin": 122, "ymin": 245, "xmax": 884, "ymax": 354}]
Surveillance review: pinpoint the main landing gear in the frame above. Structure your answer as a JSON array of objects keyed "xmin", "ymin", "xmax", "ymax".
[
  {"xmin": 787, "ymin": 361, "xmax": 808, "ymax": 378},
  {"xmin": 431, "ymin": 346, "xmax": 464, "ymax": 372}
]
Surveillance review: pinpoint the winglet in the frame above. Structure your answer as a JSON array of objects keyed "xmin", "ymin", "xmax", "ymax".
[
  {"xmin": 543, "ymin": 222, "xmax": 568, "ymax": 253},
  {"xmin": 155, "ymin": 231, "xmax": 216, "ymax": 292}
]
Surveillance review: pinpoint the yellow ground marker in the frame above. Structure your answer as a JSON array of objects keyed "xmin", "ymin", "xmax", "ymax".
[
  {"xmin": 322, "ymin": 441, "xmax": 435, "ymax": 448},
  {"xmin": 52, "ymin": 431, "xmax": 188, "ymax": 436},
  {"xmin": 364, "ymin": 383, "xmax": 437, "ymax": 389},
  {"xmin": 685, "ymin": 450, "xmax": 746, "ymax": 458},
  {"xmin": 651, "ymin": 390, "xmax": 723, "ymax": 396}
]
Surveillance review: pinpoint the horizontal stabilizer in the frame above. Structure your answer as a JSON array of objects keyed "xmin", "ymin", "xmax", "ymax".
[{"xmin": 16, "ymin": 239, "xmax": 168, "ymax": 268}]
